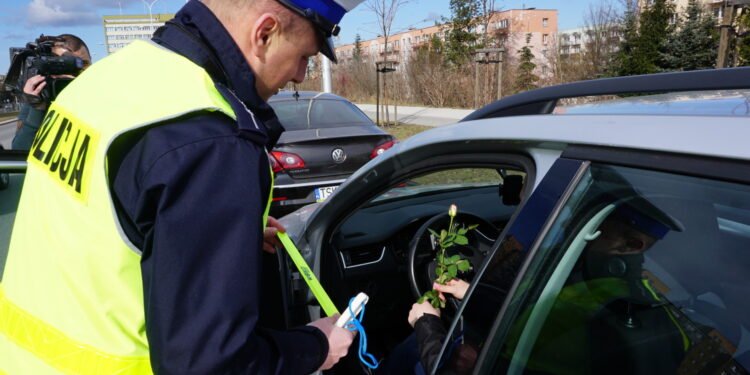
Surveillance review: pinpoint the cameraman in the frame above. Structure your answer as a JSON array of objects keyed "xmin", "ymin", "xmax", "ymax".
[{"xmin": 12, "ymin": 34, "xmax": 90, "ymax": 150}]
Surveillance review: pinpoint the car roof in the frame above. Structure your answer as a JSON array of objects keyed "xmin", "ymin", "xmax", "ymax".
[
  {"xmin": 399, "ymin": 114, "xmax": 750, "ymax": 161},
  {"xmin": 463, "ymin": 67, "xmax": 750, "ymax": 121},
  {"xmin": 269, "ymin": 90, "xmax": 348, "ymax": 101}
]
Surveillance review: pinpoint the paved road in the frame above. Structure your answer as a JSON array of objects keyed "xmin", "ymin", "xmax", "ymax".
[
  {"xmin": 355, "ymin": 104, "xmax": 473, "ymax": 127},
  {"xmin": 0, "ymin": 119, "xmax": 17, "ymax": 149}
]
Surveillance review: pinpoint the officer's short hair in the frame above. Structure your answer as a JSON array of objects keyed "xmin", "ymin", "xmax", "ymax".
[{"xmin": 205, "ymin": 0, "xmax": 311, "ymax": 37}]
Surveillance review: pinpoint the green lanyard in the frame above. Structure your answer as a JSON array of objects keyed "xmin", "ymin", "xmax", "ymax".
[{"xmin": 277, "ymin": 232, "xmax": 340, "ymax": 317}]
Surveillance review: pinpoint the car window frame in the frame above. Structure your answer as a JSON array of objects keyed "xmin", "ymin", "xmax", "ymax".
[{"xmin": 310, "ymin": 153, "xmax": 538, "ymax": 326}]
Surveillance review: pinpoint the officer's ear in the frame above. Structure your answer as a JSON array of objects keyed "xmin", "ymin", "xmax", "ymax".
[{"xmin": 250, "ymin": 13, "xmax": 281, "ymax": 59}]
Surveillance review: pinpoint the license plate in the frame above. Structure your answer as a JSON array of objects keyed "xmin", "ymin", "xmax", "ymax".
[{"xmin": 315, "ymin": 186, "xmax": 338, "ymax": 202}]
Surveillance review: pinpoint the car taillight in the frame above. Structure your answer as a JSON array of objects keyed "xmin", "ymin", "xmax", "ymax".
[
  {"xmin": 271, "ymin": 151, "xmax": 306, "ymax": 171},
  {"xmin": 370, "ymin": 139, "xmax": 398, "ymax": 159},
  {"xmin": 268, "ymin": 153, "xmax": 283, "ymax": 172}
]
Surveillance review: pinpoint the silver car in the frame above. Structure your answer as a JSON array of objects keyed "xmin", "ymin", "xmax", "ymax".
[{"xmin": 2, "ymin": 68, "xmax": 750, "ymax": 374}]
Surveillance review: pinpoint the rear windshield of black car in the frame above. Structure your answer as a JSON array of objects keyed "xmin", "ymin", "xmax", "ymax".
[{"xmin": 269, "ymin": 99, "xmax": 373, "ymax": 130}]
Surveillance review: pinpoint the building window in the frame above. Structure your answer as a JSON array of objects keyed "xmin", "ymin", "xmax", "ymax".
[
  {"xmin": 543, "ymin": 18, "xmax": 548, "ymax": 27},
  {"xmin": 543, "ymin": 34, "xmax": 548, "ymax": 44}
]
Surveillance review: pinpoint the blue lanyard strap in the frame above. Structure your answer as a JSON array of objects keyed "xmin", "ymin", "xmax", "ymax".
[{"xmin": 344, "ymin": 297, "xmax": 380, "ymax": 369}]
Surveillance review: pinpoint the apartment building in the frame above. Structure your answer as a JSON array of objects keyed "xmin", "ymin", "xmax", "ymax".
[
  {"xmin": 560, "ymin": 0, "xmax": 724, "ymax": 58},
  {"xmin": 638, "ymin": 0, "xmax": 724, "ymax": 18},
  {"xmin": 559, "ymin": 25, "xmax": 621, "ymax": 56},
  {"xmin": 335, "ymin": 8, "xmax": 558, "ymax": 70},
  {"xmin": 102, "ymin": 14, "xmax": 174, "ymax": 55}
]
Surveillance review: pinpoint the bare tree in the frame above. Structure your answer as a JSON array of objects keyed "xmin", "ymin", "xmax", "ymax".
[
  {"xmin": 366, "ymin": 0, "xmax": 410, "ymax": 124},
  {"xmin": 477, "ymin": 0, "xmax": 498, "ymax": 46},
  {"xmin": 581, "ymin": 0, "xmax": 621, "ymax": 78}
]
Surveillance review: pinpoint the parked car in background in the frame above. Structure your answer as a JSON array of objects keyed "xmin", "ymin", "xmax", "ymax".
[
  {"xmin": 274, "ymin": 69, "xmax": 750, "ymax": 374},
  {"xmin": 267, "ymin": 91, "xmax": 397, "ymax": 217}
]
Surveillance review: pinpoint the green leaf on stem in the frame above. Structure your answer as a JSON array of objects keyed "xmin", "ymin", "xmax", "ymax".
[
  {"xmin": 455, "ymin": 235, "xmax": 468, "ymax": 245},
  {"xmin": 457, "ymin": 260, "xmax": 471, "ymax": 272},
  {"xmin": 448, "ymin": 265, "xmax": 458, "ymax": 279}
]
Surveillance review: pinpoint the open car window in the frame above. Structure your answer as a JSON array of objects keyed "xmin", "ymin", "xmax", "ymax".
[
  {"xmin": 325, "ymin": 160, "xmax": 531, "ymax": 369},
  {"xmin": 480, "ymin": 164, "xmax": 750, "ymax": 374}
]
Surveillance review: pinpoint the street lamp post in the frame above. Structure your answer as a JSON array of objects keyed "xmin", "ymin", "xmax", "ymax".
[
  {"xmin": 472, "ymin": 48, "xmax": 504, "ymax": 107},
  {"xmin": 140, "ymin": 0, "xmax": 160, "ymax": 28},
  {"xmin": 375, "ymin": 60, "xmax": 397, "ymax": 126}
]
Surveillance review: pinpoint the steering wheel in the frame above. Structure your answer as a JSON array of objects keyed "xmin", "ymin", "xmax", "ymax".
[{"xmin": 408, "ymin": 211, "xmax": 499, "ymax": 300}]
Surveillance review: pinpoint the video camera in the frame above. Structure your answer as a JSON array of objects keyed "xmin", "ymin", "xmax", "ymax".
[{"xmin": 4, "ymin": 35, "xmax": 85, "ymax": 104}]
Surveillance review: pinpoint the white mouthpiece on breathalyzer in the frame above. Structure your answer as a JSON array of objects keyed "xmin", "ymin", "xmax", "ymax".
[{"xmin": 335, "ymin": 292, "xmax": 369, "ymax": 328}]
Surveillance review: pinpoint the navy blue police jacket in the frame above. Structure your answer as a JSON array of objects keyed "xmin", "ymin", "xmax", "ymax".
[{"xmin": 110, "ymin": 1, "xmax": 328, "ymax": 374}]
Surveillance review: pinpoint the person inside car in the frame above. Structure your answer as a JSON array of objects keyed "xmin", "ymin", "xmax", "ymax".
[
  {"xmin": 504, "ymin": 200, "xmax": 687, "ymax": 375},
  {"xmin": 377, "ymin": 278, "xmax": 471, "ymax": 375},
  {"xmin": 383, "ymin": 198, "xmax": 685, "ymax": 375}
]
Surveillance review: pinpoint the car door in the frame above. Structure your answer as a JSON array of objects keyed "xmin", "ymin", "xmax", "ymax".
[
  {"xmin": 0, "ymin": 148, "xmax": 27, "ymax": 279},
  {"xmin": 464, "ymin": 151, "xmax": 750, "ymax": 375}
]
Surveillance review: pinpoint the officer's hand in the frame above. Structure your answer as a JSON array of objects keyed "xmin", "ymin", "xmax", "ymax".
[
  {"xmin": 408, "ymin": 301, "xmax": 440, "ymax": 328},
  {"xmin": 263, "ymin": 216, "xmax": 285, "ymax": 254},
  {"xmin": 433, "ymin": 279, "xmax": 470, "ymax": 301},
  {"xmin": 23, "ymin": 75, "xmax": 47, "ymax": 109},
  {"xmin": 307, "ymin": 315, "xmax": 355, "ymax": 370}
]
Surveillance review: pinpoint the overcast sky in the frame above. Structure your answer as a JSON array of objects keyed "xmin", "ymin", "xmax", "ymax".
[{"xmin": 1, "ymin": 0, "xmax": 596, "ymax": 74}]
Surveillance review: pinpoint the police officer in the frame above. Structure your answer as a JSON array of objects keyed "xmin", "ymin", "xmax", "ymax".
[{"xmin": 1, "ymin": 0, "xmax": 362, "ymax": 373}]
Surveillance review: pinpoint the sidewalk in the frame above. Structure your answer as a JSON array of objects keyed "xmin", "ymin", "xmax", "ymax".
[{"xmin": 355, "ymin": 104, "xmax": 473, "ymax": 127}]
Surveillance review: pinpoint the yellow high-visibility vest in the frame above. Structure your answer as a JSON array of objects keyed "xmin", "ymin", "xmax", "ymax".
[{"xmin": 0, "ymin": 40, "xmax": 265, "ymax": 375}]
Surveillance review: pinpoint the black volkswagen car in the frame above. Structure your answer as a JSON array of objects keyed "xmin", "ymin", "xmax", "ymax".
[{"xmin": 268, "ymin": 91, "xmax": 397, "ymax": 216}]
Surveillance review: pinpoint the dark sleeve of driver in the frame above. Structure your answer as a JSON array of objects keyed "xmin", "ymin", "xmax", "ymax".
[
  {"xmin": 414, "ymin": 314, "xmax": 448, "ymax": 373},
  {"xmin": 113, "ymin": 114, "xmax": 327, "ymax": 375}
]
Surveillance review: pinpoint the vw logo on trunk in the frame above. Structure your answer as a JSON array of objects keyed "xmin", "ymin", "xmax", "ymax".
[{"xmin": 331, "ymin": 148, "xmax": 347, "ymax": 164}]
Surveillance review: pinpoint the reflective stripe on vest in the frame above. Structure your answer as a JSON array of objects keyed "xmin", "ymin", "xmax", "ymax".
[
  {"xmin": 0, "ymin": 40, "xmax": 276, "ymax": 374},
  {"xmin": 0, "ymin": 286, "xmax": 150, "ymax": 375}
]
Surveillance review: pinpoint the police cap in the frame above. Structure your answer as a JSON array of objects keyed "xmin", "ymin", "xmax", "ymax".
[{"xmin": 275, "ymin": 0, "xmax": 363, "ymax": 63}]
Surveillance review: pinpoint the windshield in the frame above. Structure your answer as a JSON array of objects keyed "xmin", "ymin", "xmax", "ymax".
[{"xmin": 268, "ymin": 98, "xmax": 373, "ymax": 130}]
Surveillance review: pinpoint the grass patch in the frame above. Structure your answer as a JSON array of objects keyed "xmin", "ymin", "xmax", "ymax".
[
  {"xmin": 0, "ymin": 112, "xmax": 19, "ymax": 122},
  {"xmin": 379, "ymin": 123, "xmax": 431, "ymax": 141},
  {"xmin": 375, "ymin": 123, "xmax": 527, "ymax": 186}
]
